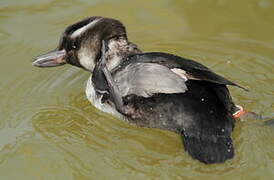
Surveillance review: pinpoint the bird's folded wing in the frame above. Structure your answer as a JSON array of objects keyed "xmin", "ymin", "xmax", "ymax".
[{"xmin": 113, "ymin": 63, "xmax": 188, "ymax": 97}]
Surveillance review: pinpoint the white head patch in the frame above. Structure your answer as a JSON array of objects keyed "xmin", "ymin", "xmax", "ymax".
[
  {"xmin": 78, "ymin": 47, "xmax": 95, "ymax": 71},
  {"xmin": 70, "ymin": 18, "xmax": 102, "ymax": 38}
]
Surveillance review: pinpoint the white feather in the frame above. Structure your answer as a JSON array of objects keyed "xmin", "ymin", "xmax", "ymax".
[
  {"xmin": 78, "ymin": 47, "xmax": 95, "ymax": 71},
  {"xmin": 71, "ymin": 18, "xmax": 101, "ymax": 38},
  {"xmin": 85, "ymin": 76, "xmax": 125, "ymax": 119}
]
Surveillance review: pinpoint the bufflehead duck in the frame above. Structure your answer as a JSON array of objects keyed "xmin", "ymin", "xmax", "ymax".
[{"xmin": 33, "ymin": 16, "xmax": 246, "ymax": 164}]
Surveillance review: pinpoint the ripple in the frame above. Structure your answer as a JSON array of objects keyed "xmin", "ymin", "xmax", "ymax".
[{"xmin": 1, "ymin": 0, "xmax": 274, "ymax": 178}]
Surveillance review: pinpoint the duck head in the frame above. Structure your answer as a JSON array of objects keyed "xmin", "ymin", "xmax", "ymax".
[{"xmin": 33, "ymin": 16, "xmax": 140, "ymax": 71}]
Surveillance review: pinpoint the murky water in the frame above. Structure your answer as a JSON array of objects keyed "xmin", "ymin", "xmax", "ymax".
[{"xmin": 0, "ymin": 0, "xmax": 273, "ymax": 179}]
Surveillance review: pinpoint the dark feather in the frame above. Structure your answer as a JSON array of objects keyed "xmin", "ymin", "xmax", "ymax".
[
  {"xmin": 122, "ymin": 80, "xmax": 235, "ymax": 163},
  {"xmin": 113, "ymin": 52, "xmax": 247, "ymax": 91}
]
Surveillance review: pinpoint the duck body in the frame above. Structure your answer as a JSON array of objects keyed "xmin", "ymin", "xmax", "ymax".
[
  {"xmin": 33, "ymin": 16, "xmax": 244, "ymax": 164},
  {"xmin": 89, "ymin": 52, "xmax": 236, "ymax": 163}
]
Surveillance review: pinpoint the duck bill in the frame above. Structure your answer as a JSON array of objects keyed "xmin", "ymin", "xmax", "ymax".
[{"xmin": 32, "ymin": 49, "xmax": 66, "ymax": 68}]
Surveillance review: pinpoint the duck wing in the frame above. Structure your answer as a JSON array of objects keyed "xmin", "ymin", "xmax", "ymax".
[
  {"xmin": 113, "ymin": 52, "xmax": 242, "ymax": 112},
  {"xmin": 113, "ymin": 52, "xmax": 247, "ymax": 91},
  {"xmin": 111, "ymin": 53, "xmax": 239, "ymax": 164},
  {"xmin": 113, "ymin": 62, "xmax": 188, "ymax": 98}
]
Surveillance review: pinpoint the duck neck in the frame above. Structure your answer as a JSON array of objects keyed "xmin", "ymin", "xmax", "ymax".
[{"xmin": 106, "ymin": 36, "xmax": 142, "ymax": 71}]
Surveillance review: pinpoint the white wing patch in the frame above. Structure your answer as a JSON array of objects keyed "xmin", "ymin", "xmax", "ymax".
[
  {"xmin": 114, "ymin": 63, "xmax": 188, "ymax": 97},
  {"xmin": 171, "ymin": 68, "xmax": 199, "ymax": 80},
  {"xmin": 171, "ymin": 68, "xmax": 188, "ymax": 81},
  {"xmin": 71, "ymin": 18, "xmax": 102, "ymax": 38}
]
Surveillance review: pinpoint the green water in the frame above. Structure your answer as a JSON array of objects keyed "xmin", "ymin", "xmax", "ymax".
[{"xmin": 0, "ymin": 0, "xmax": 273, "ymax": 179}]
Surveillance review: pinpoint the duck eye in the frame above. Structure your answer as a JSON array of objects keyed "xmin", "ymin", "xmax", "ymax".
[{"xmin": 72, "ymin": 44, "xmax": 76, "ymax": 49}]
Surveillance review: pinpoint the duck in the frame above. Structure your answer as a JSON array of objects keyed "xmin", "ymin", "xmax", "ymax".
[{"xmin": 32, "ymin": 16, "xmax": 247, "ymax": 164}]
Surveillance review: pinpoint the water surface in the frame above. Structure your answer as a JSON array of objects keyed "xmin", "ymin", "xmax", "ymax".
[{"xmin": 0, "ymin": 0, "xmax": 273, "ymax": 179}]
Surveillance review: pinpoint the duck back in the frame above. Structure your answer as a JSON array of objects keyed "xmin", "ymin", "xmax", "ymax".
[{"xmin": 123, "ymin": 80, "xmax": 235, "ymax": 163}]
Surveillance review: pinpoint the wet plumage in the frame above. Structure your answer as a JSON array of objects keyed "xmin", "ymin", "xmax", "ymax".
[{"xmin": 33, "ymin": 16, "xmax": 245, "ymax": 164}]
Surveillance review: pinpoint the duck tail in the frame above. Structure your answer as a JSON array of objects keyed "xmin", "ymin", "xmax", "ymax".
[{"xmin": 181, "ymin": 129, "xmax": 234, "ymax": 164}]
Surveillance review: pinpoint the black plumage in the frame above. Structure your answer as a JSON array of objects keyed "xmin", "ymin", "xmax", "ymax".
[
  {"xmin": 92, "ymin": 52, "xmax": 237, "ymax": 164},
  {"xmin": 33, "ymin": 16, "xmax": 244, "ymax": 164}
]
